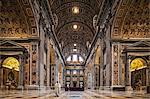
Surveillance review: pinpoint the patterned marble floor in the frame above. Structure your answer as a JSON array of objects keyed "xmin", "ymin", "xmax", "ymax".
[{"xmin": 0, "ymin": 89, "xmax": 150, "ymax": 99}]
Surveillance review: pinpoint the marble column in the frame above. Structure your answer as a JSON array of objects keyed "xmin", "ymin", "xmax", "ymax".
[
  {"xmin": 94, "ymin": 64, "xmax": 100, "ymax": 89},
  {"xmin": 121, "ymin": 53, "xmax": 126, "ymax": 86},
  {"xmin": 29, "ymin": 46, "xmax": 32, "ymax": 85},
  {"xmin": 125, "ymin": 55, "xmax": 132, "ymax": 90},
  {"xmin": 70, "ymin": 70, "xmax": 73, "ymax": 87},
  {"xmin": 128, "ymin": 55, "xmax": 131, "ymax": 86},
  {"xmin": 0, "ymin": 58, "xmax": 3, "ymax": 88},
  {"xmin": 146, "ymin": 67, "xmax": 149, "ymax": 86},
  {"xmin": 18, "ymin": 55, "xmax": 25, "ymax": 89},
  {"xmin": 39, "ymin": 24, "xmax": 45, "ymax": 89},
  {"xmin": 46, "ymin": 39, "xmax": 50, "ymax": 87},
  {"xmin": 118, "ymin": 44, "xmax": 124, "ymax": 86},
  {"xmin": 50, "ymin": 65, "xmax": 56, "ymax": 87},
  {"xmin": 36, "ymin": 43, "xmax": 39, "ymax": 85},
  {"xmin": 147, "ymin": 56, "xmax": 150, "ymax": 86},
  {"xmin": 55, "ymin": 55, "xmax": 59, "ymax": 82},
  {"xmin": 100, "ymin": 40, "xmax": 104, "ymax": 89}
]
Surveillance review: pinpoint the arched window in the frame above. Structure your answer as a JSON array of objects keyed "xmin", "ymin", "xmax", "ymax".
[
  {"xmin": 79, "ymin": 56, "xmax": 83, "ymax": 62},
  {"xmin": 66, "ymin": 56, "xmax": 71, "ymax": 61},
  {"xmin": 66, "ymin": 54, "xmax": 84, "ymax": 63},
  {"xmin": 73, "ymin": 54, "xmax": 78, "ymax": 61},
  {"xmin": 130, "ymin": 58, "xmax": 147, "ymax": 71},
  {"xmin": 2, "ymin": 57, "xmax": 20, "ymax": 71}
]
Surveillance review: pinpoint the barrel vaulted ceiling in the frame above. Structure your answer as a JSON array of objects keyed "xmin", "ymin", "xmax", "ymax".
[{"xmin": 49, "ymin": 0, "xmax": 102, "ymax": 59}]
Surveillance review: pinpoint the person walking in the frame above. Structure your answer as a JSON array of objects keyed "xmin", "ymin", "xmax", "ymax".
[{"xmin": 55, "ymin": 81, "xmax": 61, "ymax": 97}]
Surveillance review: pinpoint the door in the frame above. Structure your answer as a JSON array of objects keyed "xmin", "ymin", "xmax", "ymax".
[{"xmin": 73, "ymin": 81, "xmax": 77, "ymax": 88}]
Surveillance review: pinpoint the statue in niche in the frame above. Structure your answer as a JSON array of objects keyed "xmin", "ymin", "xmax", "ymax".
[{"xmin": 8, "ymin": 71, "xmax": 15, "ymax": 81}]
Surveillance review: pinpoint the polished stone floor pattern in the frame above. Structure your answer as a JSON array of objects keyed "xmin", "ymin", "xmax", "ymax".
[{"xmin": 0, "ymin": 89, "xmax": 150, "ymax": 99}]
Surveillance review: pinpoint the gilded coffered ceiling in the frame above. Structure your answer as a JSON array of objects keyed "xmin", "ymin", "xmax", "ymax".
[
  {"xmin": 0, "ymin": 0, "xmax": 38, "ymax": 38},
  {"xmin": 112, "ymin": 0, "xmax": 150, "ymax": 40},
  {"xmin": 50, "ymin": 0, "xmax": 102, "ymax": 58}
]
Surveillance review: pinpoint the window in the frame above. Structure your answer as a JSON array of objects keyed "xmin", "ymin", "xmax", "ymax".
[
  {"xmin": 67, "ymin": 56, "xmax": 71, "ymax": 61},
  {"xmin": 72, "ymin": 7, "xmax": 79, "ymax": 14},
  {"xmin": 73, "ymin": 48, "xmax": 77, "ymax": 52},
  {"xmin": 79, "ymin": 56, "xmax": 83, "ymax": 62},
  {"xmin": 66, "ymin": 54, "xmax": 84, "ymax": 64},
  {"xmin": 73, "ymin": 54, "xmax": 77, "ymax": 61},
  {"xmin": 2, "ymin": 57, "xmax": 20, "ymax": 71},
  {"xmin": 73, "ymin": 70, "xmax": 77, "ymax": 74}
]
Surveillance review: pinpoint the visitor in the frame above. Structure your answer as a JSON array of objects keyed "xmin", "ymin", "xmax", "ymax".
[
  {"xmin": 67, "ymin": 84, "xmax": 70, "ymax": 91},
  {"xmin": 55, "ymin": 81, "xmax": 61, "ymax": 97}
]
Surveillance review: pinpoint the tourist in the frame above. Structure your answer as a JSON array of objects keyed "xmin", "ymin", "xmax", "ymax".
[{"xmin": 55, "ymin": 81, "xmax": 61, "ymax": 97}]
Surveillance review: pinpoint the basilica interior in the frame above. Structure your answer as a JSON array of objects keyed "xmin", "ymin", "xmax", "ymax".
[{"xmin": 0, "ymin": 0, "xmax": 150, "ymax": 98}]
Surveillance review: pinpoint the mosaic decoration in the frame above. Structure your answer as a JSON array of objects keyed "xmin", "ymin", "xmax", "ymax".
[
  {"xmin": 130, "ymin": 58, "xmax": 146, "ymax": 71},
  {"xmin": 2, "ymin": 57, "xmax": 20, "ymax": 71}
]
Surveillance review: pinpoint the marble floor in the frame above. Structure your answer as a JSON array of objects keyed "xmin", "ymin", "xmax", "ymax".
[{"xmin": 0, "ymin": 89, "xmax": 150, "ymax": 99}]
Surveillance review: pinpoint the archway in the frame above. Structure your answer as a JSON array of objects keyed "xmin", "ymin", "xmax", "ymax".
[
  {"xmin": 130, "ymin": 58, "xmax": 147, "ymax": 90},
  {"xmin": 0, "ymin": 41, "xmax": 28, "ymax": 89},
  {"xmin": 2, "ymin": 57, "xmax": 20, "ymax": 89}
]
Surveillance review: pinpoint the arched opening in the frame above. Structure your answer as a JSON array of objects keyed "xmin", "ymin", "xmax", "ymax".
[
  {"xmin": 65, "ymin": 54, "xmax": 84, "ymax": 91},
  {"xmin": 3, "ymin": 57, "xmax": 20, "ymax": 71},
  {"xmin": 130, "ymin": 58, "xmax": 147, "ymax": 71},
  {"xmin": 130, "ymin": 58, "xmax": 147, "ymax": 90},
  {"xmin": 1, "ymin": 56, "xmax": 20, "ymax": 89},
  {"xmin": 66, "ymin": 54, "xmax": 84, "ymax": 64}
]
